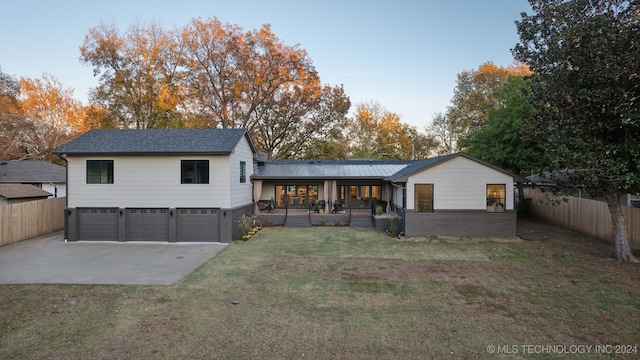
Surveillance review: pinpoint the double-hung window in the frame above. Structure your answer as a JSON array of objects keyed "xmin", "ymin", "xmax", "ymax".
[
  {"xmin": 181, "ymin": 160, "xmax": 209, "ymax": 184},
  {"xmin": 486, "ymin": 184, "xmax": 506, "ymax": 212},
  {"xmin": 414, "ymin": 184, "xmax": 434, "ymax": 212},
  {"xmin": 86, "ymin": 160, "xmax": 113, "ymax": 184}
]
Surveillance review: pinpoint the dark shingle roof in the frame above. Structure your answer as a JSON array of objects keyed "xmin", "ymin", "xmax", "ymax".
[
  {"xmin": 385, "ymin": 153, "xmax": 528, "ymax": 182},
  {"xmin": 0, "ymin": 160, "xmax": 66, "ymax": 183},
  {"xmin": 252, "ymin": 159, "xmax": 412, "ymax": 180},
  {"xmin": 0, "ymin": 184, "xmax": 52, "ymax": 199},
  {"xmin": 53, "ymin": 128, "xmax": 255, "ymax": 155},
  {"xmin": 384, "ymin": 154, "xmax": 455, "ymax": 182}
]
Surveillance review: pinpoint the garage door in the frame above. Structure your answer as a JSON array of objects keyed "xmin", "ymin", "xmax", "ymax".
[
  {"xmin": 127, "ymin": 209, "xmax": 169, "ymax": 242},
  {"xmin": 78, "ymin": 208, "xmax": 119, "ymax": 241},
  {"xmin": 176, "ymin": 208, "xmax": 220, "ymax": 242}
]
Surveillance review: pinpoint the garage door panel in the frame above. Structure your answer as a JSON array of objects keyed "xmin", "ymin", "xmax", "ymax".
[
  {"xmin": 78, "ymin": 208, "xmax": 118, "ymax": 241},
  {"xmin": 127, "ymin": 209, "xmax": 169, "ymax": 242},
  {"xmin": 177, "ymin": 208, "xmax": 219, "ymax": 242}
]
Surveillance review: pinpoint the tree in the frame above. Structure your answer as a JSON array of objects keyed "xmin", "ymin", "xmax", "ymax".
[
  {"xmin": 514, "ymin": 0, "xmax": 640, "ymax": 261},
  {"xmin": 346, "ymin": 102, "xmax": 430, "ymax": 159},
  {"xmin": 0, "ymin": 67, "xmax": 25, "ymax": 159},
  {"xmin": 459, "ymin": 76, "xmax": 546, "ymax": 204},
  {"xmin": 80, "ymin": 21, "xmax": 185, "ymax": 129},
  {"xmin": 17, "ymin": 74, "xmax": 88, "ymax": 162},
  {"xmin": 448, "ymin": 61, "xmax": 531, "ymax": 138},
  {"xmin": 180, "ymin": 18, "xmax": 347, "ymax": 158},
  {"xmin": 426, "ymin": 112, "xmax": 458, "ymax": 155}
]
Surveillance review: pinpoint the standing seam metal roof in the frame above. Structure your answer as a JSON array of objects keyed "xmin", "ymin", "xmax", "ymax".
[{"xmin": 252, "ymin": 160, "xmax": 412, "ymax": 179}]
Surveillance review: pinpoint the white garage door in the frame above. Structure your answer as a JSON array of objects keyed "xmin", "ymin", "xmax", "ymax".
[
  {"xmin": 127, "ymin": 209, "xmax": 169, "ymax": 242},
  {"xmin": 176, "ymin": 208, "xmax": 220, "ymax": 242}
]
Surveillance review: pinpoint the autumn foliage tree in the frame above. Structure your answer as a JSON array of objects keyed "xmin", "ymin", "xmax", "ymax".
[
  {"xmin": 347, "ymin": 102, "xmax": 436, "ymax": 159},
  {"xmin": 448, "ymin": 61, "xmax": 531, "ymax": 139},
  {"xmin": 18, "ymin": 74, "xmax": 89, "ymax": 162},
  {"xmin": 81, "ymin": 17, "xmax": 351, "ymax": 159},
  {"xmin": 80, "ymin": 21, "xmax": 185, "ymax": 129},
  {"xmin": 181, "ymin": 18, "xmax": 351, "ymax": 159},
  {"xmin": 0, "ymin": 69, "xmax": 92, "ymax": 163},
  {"xmin": 0, "ymin": 68, "xmax": 24, "ymax": 159}
]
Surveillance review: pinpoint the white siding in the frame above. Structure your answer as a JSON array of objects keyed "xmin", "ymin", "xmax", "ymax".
[
  {"xmin": 406, "ymin": 156, "xmax": 514, "ymax": 210},
  {"xmin": 229, "ymin": 136, "xmax": 255, "ymax": 207},
  {"xmin": 42, "ymin": 183, "xmax": 66, "ymax": 198},
  {"xmin": 67, "ymin": 155, "xmax": 235, "ymax": 208}
]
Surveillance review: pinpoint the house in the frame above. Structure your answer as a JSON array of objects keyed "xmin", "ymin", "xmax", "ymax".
[
  {"xmin": 0, "ymin": 184, "xmax": 52, "ymax": 206},
  {"xmin": 0, "ymin": 160, "xmax": 66, "ymax": 198},
  {"xmin": 253, "ymin": 153, "xmax": 524, "ymax": 237},
  {"xmin": 53, "ymin": 128, "xmax": 256, "ymax": 243}
]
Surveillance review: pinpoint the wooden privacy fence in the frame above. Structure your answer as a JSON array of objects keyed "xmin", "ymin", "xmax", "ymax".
[
  {"xmin": 0, "ymin": 197, "xmax": 66, "ymax": 247},
  {"xmin": 525, "ymin": 188, "xmax": 640, "ymax": 250}
]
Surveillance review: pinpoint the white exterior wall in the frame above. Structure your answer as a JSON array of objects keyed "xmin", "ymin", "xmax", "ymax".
[
  {"xmin": 406, "ymin": 156, "xmax": 514, "ymax": 211},
  {"xmin": 42, "ymin": 183, "xmax": 66, "ymax": 198},
  {"xmin": 67, "ymin": 154, "xmax": 237, "ymax": 208},
  {"xmin": 229, "ymin": 136, "xmax": 255, "ymax": 207}
]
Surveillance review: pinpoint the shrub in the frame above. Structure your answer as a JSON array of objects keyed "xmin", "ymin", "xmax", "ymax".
[
  {"xmin": 236, "ymin": 214, "xmax": 260, "ymax": 240},
  {"xmin": 375, "ymin": 204, "xmax": 384, "ymax": 215},
  {"xmin": 517, "ymin": 197, "xmax": 534, "ymax": 218},
  {"xmin": 387, "ymin": 213, "xmax": 400, "ymax": 236}
]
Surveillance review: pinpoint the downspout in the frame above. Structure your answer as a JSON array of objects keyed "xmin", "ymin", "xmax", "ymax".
[{"xmin": 56, "ymin": 153, "xmax": 69, "ymax": 242}]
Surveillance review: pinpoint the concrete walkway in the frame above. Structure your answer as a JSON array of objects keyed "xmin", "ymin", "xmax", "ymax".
[{"xmin": 0, "ymin": 231, "xmax": 227, "ymax": 285}]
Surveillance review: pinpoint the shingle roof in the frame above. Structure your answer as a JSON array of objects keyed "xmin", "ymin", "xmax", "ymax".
[
  {"xmin": 0, "ymin": 184, "xmax": 52, "ymax": 199},
  {"xmin": 252, "ymin": 159, "xmax": 412, "ymax": 180},
  {"xmin": 53, "ymin": 128, "xmax": 256, "ymax": 155},
  {"xmin": 0, "ymin": 160, "xmax": 66, "ymax": 183},
  {"xmin": 385, "ymin": 153, "xmax": 528, "ymax": 182},
  {"xmin": 384, "ymin": 154, "xmax": 455, "ymax": 182}
]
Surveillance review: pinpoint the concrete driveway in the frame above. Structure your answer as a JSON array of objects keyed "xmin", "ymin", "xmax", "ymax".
[{"xmin": 0, "ymin": 231, "xmax": 227, "ymax": 285}]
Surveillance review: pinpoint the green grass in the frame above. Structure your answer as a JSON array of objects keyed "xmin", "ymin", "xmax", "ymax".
[{"xmin": 1, "ymin": 222, "xmax": 640, "ymax": 359}]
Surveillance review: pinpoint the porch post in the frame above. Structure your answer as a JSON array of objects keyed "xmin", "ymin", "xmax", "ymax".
[{"xmin": 324, "ymin": 180, "xmax": 330, "ymax": 213}]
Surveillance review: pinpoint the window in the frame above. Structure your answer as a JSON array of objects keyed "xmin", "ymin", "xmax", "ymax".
[
  {"xmin": 240, "ymin": 161, "xmax": 246, "ymax": 183},
  {"xmin": 86, "ymin": 160, "xmax": 113, "ymax": 184},
  {"xmin": 486, "ymin": 184, "xmax": 506, "ymax": 212},
  {"xmin": 181, "ymin": 160, "xmax": 209, "ymax": 184},
  {"xmin": 414, "ymin": 184, "xmax": 434, "ymax": 212}
]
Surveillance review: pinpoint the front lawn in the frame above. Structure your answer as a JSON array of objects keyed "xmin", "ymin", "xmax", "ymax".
[{"xmin": 1, "ymin": 219, "xmax": 639, "ymax": 359}]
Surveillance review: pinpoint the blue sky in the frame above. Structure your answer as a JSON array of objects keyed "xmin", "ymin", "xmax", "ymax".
[{"xmin": 0, "ymin": 0, "xmax": 531, "ymax": 129}]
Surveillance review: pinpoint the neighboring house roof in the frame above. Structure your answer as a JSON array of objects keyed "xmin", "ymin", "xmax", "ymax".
[
  {"xmin": 252, "ymin": 159, "xmax": 412, "ymax": 180},
  {"xmin": 0, "ymin": 160, "xmax": 66, "ymax": 183},
  {"xmin": 384, "ymin": 153, "xmax": 529, "ymax": 183},
  {"xmin": 53, "ymin": 128, "xmax": 256, "ymax": 156},
  {"xmin": 0, "ymin": 184, "xmax": 52, "ymax": 199}
]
